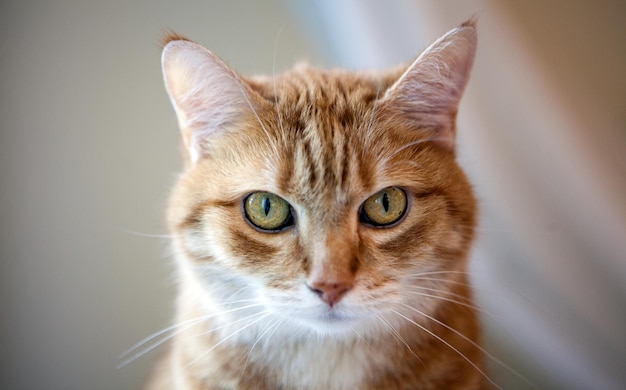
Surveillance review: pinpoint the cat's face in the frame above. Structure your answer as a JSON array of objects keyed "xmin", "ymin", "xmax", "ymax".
[{"xmin": 163, "ymin": 24, "xmax": 477, "ymax": 336}]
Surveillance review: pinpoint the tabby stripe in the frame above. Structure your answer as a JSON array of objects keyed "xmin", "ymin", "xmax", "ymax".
[
  {"xmin": 179, "ymin": 198, "xmax": 240, "ymax": 231},
  {"xmin": 378, "ymin": 219, "xmax": 428, "ymax": 255},
  {"xmin": 230, "ymin": 229, "xmax": 279, "ymax": 262}
]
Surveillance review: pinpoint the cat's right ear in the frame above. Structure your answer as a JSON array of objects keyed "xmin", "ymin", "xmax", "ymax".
[
  {"xmin": 380, "ymin": 20, "xmax": 477, "ymax": 150},
  {"xmin": 161, "ymin": 40, "xmax": 253, "ymax": 164}
]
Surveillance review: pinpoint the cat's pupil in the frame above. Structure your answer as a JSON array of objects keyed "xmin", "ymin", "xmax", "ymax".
[
  {"xmin": 263, "ymin": 197, "xmax": 271, "ymax": 216},
  {"xmin": 382, "ymin": 192, "xmax": 389, "ymax": 213}
]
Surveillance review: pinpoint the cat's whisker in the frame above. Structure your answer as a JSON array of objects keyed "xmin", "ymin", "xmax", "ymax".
[
  {"xmin": 119, "ymin": 314, "xmax": 215, "ymax": 358},
  {"xmin": 350, "ymin": 324, "xmax": 367, "ymax": 346},
  {"xmin": 187, "ymin": 311, "xmax": 273, "ymax": 368},
  {"xmin": 118, "ymin": 303, "xmax": 264, "ymax": 368},
  {"xmin": 410, "ymin": 275, "xmax": 500, "ymax": 298},
  {"xmin": 118, "ymin": 227, "xmax": 174, "ymax": 239},
  {"xmin": 376, "ymin": 314, "xmax": 422, "ymax": 364},
  {"xmin": 398, "ymin": 303, "xmax": 538, "ymax": 389},
  {"xmin": 197, "ymin": 309, "xmax": 269, "ymax": 338},
  {"xmin": 407, "ymin": 269, "xmax": 472, "ymax": 278},
  {"xmin": 408, "ymin": 286, "xmax": 474, "ymax": 307},
  {"xmin": 404, "ymin": 289, "xmax": 499, "ymax": 319},
  {"xmin": 409, "ymin": 275, "xmax": 474, "ymax": 288},
  {"xmin": 117, "ymin": 315, "xmax": 212, "ymax": 368},
  {"xmin": 240, "ymin": 317, "xmax": 283, "ymax": 376},
  {"xmin": 391, "ymin": 309, "xmax": 502, "ymax": 390}
]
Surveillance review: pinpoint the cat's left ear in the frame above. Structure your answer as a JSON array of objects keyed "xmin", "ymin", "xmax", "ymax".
[
  {"xmin": 381, "ymin": 20, "xmax": 477, "ymax": 149},
  {"xmin": 161, "ymin": 38, "xmax": 260, "ymax": 163}
]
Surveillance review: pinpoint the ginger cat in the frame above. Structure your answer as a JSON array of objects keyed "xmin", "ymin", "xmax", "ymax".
[{"xmin": 148, "ymin": 20, "xmax": 487, "ymax": 389}]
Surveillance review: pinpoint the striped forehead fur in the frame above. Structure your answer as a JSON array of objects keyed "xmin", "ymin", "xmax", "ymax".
[{"xmin": 244, "ymin": 66, "xmax": 406, "ymax": 207}]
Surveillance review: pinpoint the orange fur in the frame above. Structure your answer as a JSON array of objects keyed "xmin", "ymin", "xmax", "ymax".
[{"xmin": 149, "ymin": 20, "xmax": 487, "ymax": 389}]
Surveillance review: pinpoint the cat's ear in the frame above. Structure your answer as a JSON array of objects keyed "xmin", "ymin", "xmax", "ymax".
[
  {"xmin": 381, "ymin": 20, "xmax": 477, "ymax": 149},
  {"xmin": 161, "ymin": 39, "xmax": 255, "ymax": 163}
]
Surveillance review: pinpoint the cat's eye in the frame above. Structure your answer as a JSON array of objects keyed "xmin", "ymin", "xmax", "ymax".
[
  {"xmin": 244, "ymin": 192, "xmax": 294, "ymax": 231},
  {"xmin": 360, "ymin": 187, "xmax": 408, "ymax": 227}
]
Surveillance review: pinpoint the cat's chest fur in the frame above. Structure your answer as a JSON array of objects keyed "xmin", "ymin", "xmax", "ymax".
[{"xmin": 186, "ymin": 326, "xmax": 373, "ymax": 389}]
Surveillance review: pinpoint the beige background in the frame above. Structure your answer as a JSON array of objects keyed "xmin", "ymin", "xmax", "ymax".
[{"xmin": 1, "ymin": 1, "xmax": 624, "ymax": 389}]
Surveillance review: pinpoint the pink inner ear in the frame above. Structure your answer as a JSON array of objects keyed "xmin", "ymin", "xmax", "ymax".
[
  {"xmin": 161, "ymin": 40, "xmax": 253, "ymax": 163},
  {"xmin": 380, "ymin": 23, "xmax": 477, "ymax": 149}
]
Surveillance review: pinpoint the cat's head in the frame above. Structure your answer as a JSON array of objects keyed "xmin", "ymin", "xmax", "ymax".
[{"xmin": 161, "ymin": 21, "xmax": 477, "ymax": 336}]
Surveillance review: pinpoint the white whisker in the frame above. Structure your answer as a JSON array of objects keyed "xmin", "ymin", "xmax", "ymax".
[
  {"xmin": 376, "ymin": 314, "xmax": 422, "ymax": 363},
  {"xmin": 407, "ymin": 270, "xmax": 472, "ymax": 278},
  {"xmin": 399, "ymin": 303, "xmax": 538, "ymax": 389},
  {"xmin": 187, "ymin": 311, "xmax": 273, "ymax": 368},
  {"xmin": 241, "ymin": 317, "xmax": 283, "ymax": 375},
  {"xmin": 377, "ymin": 137, "xmax": 441, "ymax": 175},
  {"xmin": 391, "ymin": 309, "xmax": 501, "ymax": 390},
  {"xmin": 388, "ymin": 138, "xmax": 437, "ymax": 160},
  {"xmin": 410, "ymin": 275, "xmax": 473, "ymax": 288},
  {"xmin": 118, "ymin": 303, "xmax": 263, "ymax": 368},
  {"xmin": 118, "ymin": 227, "xmax": 174, "ymax": 239},
  {"xmin": 118, "ymin": 316, "xmax": 208, "ymax": 368},
  {"xmin": 405, "ymin": 289, "xmax": 498, "ymax": 319},
  {"xmin": 235, "ymin": 82, "xmax": 280, "ymax": 158}
]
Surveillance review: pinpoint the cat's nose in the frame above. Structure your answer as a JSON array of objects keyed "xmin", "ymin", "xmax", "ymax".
[{"xmin": 307, "ymin": 280, "xmax": 353, "ymax": 307}]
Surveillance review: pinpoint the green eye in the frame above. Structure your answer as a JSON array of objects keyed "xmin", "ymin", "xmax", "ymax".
[
  {"xmin": 360, "ymin": 187, "xmax": 408, "ymax": 227},
  {"xmin": 244, "ymin": 192, "xmax": 293, "ymax": 231}
]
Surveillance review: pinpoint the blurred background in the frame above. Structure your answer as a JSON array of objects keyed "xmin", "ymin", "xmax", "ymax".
[{"xmin": 1, "ymin": 0, "xmax": 624, "ymax": 389}]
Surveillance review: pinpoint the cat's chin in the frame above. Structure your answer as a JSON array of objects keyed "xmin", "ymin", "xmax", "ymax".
[{"xmin": 291, "ymin": 309, "xmax": 367, "ymax": 336}]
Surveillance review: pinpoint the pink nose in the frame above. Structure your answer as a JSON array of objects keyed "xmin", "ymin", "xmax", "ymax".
[{"xmin": 307, "ymin": 280, "xmax": 353, "ymax": 307}]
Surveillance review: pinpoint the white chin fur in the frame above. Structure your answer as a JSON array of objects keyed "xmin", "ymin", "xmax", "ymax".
[{"xmin": 269, "ymin": 301, "xmax": 373, "ymax": 337}]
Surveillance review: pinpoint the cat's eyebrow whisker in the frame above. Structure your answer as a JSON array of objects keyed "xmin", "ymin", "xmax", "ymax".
[
  {"xmin": 118, "ymin": 303, "xmax": 264, "ymax": 367},
  {"xmin": 398, "ymin": 303, "xmax": 538, "ymax": 390},
  {"xmin": 386, "ymin": 137, "xmax": 441, "ymax": 161},
  {"xmin": 399, "ymin": 160, "xmax": 423, "ymax": 171},
  {"xmin": 376, "ymin": 137, "xmax": 441, "ymax": 176},
  {"xmin": 391, "ymin": 309, "xmax": 502, "ymax": 390},
  {"xmin": 235, "ymin": 82, "xmax": 280, "ymax": 158}
]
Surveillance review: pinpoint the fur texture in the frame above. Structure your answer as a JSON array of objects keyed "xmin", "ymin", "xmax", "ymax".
[{"xmin": 149, "ymin": 20, "xmax": 487, "ymax": 389}]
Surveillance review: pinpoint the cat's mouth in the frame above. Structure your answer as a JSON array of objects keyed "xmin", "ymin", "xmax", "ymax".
[
  {"xmin": 319, "ymin": 310, "xmax": 348, "ymax": 322},
  {"xmin": 293, "ymin": 307, "xmax": 366, "ymax": 334}
]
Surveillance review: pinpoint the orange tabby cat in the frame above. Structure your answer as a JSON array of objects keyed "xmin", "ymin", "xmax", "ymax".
[{"xmin": 149, "ymin": 20, "xmax": 487, "ymax": 389}]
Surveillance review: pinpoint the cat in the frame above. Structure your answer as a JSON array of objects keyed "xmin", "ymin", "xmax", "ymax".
[{"xmin": 147, "ymin": 20, "xmax": 487, "ymax": 389}]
